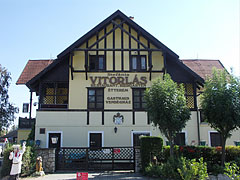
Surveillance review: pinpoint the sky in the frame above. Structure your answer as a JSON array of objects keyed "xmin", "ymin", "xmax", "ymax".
[{"xmin": 0, "ymin": 0, "xmax": 239, "ymax": 126}]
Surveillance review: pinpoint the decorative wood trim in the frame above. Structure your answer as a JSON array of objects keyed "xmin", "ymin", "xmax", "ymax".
[
  {"xmin": 111, "ymin": 20, "xmax": 148, "ymax": 49},
  {"xmin": 121, "ymin": 24, "xmax": 124, "ymax": 71},
  {"xmin": 87, "ymin": 111, "xmax": 89, "ymax": 125},
  {"xmin": 132, "ymin": 111, "xmax": 135, "ymax": 125},
  {"xmin": 75, "ymin": 48, "xmax": 162, "ymax": 51},
  {"xmin": 113, "ymin": 24, "xmax": 115, "ymax": 71},
  {"xmin": 102, "ymin": 111, "xmax": 104, "ymax": 125},
  {"xmin": 87, "ymin": 20, "xmax": 125, "ymax": 49},
  {"xmin": 104, "ymin": 27, "xmax": 107, "ymax": 71}
]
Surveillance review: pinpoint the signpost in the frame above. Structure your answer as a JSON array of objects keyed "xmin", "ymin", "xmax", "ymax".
[{"xmin": 76, "ymin": 172, "xmax": 88, "ymax": 180}]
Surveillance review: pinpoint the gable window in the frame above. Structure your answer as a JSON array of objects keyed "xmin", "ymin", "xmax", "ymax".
[
  {"xmin": 89, "ymin": 55, "xmax": 105, "ymax": 71},
  {"xmin": 88, "ymin": 88, "xmax": 104, "ymax": 109},
  {"xmin": 210, "ymin": 132, "xmax": 222, "ymax": 147},
  {"xmin": 130, "ymin": 55, "xmax": 146, "ymax": 71},
  {"xmin": 133, "ymin": 88, "xmax": 146, "ymax": 110},
  {"xmin": 40, "ymin": 82, "xmax": 68, "ymax": 109}
]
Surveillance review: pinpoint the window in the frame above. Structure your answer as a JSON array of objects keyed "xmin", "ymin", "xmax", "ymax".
[
  {"xmin": 174, "ymin": 132, "xmax": 186, "ymax": 145},
  {"xmin": 200, "ymin": 110, "xmax": 207, "ymax": 123},
  {"xmin": 89, "ymin": 55, "xmax": 105, "ymax": 71},
  {"xmin": 88, "ymin": 88, "xmax": 104, "ymax": 109},
  {"xmin": 130, "ymin": 55, "xmax": 146, "ymax": 71},
  {"xmin": 40, "ymin": 128, "xmax": 46, "ymax": 134},
  {"xmin": 210, "ymin": 132, "xmax": 222, "ymax": 147},
  {"xmin": 133, "ymin": 88, "xmax": 146, "ymax": 110},
  {"xmin": 40, "ymin": 82, "xmax": 68, "ymax": 108}
]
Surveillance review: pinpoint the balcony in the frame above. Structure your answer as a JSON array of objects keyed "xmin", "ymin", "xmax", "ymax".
[
  {"xmin": 39, "ymin": 82, "xmax": 68, "ymax": 110},
  {"xmin": 18, "ymin": 117, "xmax": 36, "ymax": 129}
]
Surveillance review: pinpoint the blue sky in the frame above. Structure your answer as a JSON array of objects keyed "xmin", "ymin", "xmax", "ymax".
[{"xmin": 0, "ymin": 0, "xmax": 239, "ymax": 125}]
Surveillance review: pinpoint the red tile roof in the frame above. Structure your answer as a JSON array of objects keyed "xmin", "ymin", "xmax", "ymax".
[
  {"xmin": 181, "ymin": 59, "xmax": 225, "ymax": 80},
  {"xmin": 16, "ymin": 60, "xmax": 54, "ymax": 85}
]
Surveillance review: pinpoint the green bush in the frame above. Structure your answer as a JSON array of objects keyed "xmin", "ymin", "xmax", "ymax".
[
  {"xmin": 177, "ymin": 157, "xmax": 208, "ymax": 180},
  {"xmin": 0, "ymin": 145, "xmax": 36, "ymax": 178},
  {"xmin": 140, "ymin": 136, "xmax": 163, "ymax": 171},
  {"xmin": 224, "ymin": 162, "xmax": 240, "ymax": 180},
  {"xmin": 1, "ymin": 146, "xmax": 13, "ymax": 177},
  {"xmin": 144, "ymin": 157, "xmax": 183, "ymax": 179}
]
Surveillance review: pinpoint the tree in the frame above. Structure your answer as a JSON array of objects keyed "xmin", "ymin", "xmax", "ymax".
[
  {"xmin": 0, "ymin": 64, "xmax": 18, "ymax": 131},
  {"xmin": 201, "ymin": 69, "xmax": 240, "ymax": 166},
  {"xmin": 145, "ymin": 74, "xmax": 191, "ymax": 157}
]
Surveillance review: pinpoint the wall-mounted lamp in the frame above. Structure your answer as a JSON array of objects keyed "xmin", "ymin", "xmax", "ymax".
[{"xmin": 114, "ymin": 127, "xmax": 117, "ymax": 133}]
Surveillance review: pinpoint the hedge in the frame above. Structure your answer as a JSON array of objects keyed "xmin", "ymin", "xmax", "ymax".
[
  {"xmin": 140, "ymin": 136, "xmax": 163, "ymax": 170},
  {"xmin": 160, "ymin": 145, "xmax": 240, "ymax": 173}
]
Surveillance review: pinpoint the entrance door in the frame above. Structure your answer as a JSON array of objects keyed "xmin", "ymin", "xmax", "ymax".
[
  {"xmin": 89, "ymin": 133, "xmax": 102, "ymax": 148},
  {"xmin": 133, "ymin": 132, "xmax": 150, "ymax": 147},
  {"xmin": 48, "ymin": 133, "xmax": 61, "ymax": 149}
]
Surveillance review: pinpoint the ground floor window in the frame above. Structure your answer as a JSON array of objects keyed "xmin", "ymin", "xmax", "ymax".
[
  {"xmin": 88, "ymin": 131, "xmax": 104, "ymax": 148},
  {"xmin": 209, "ymin": 132, "xmax": 222, "ymax": 147},
  {"xmin": 132, "ymin": 131, "xmax": 151, "ymax": 147},
  {"xmin": 174, "ymin": 132, "xmax": 186, "ymax": 146}
]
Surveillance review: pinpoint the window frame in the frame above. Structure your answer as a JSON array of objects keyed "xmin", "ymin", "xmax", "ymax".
[
  {"xmin": 130, "ymin": 55, "xmax": 147, "ymax": 71},
  {"xmin": 132, "ymin": 88, "xmax": 146, "ymax": 110},
  {"xmin": 87, "ymin": 88, "xmax": 104, "ymax": 110},
  {"xmin": 89, "ymin": 55, "xmax": 106, "ymax": 72},
  {"xmin": 209, "ymin": 131, "xmax": 222, "ymax": 147},
  {"xmin": 174, "ymin": 131, "xmax": 187, "ymax": 146}
]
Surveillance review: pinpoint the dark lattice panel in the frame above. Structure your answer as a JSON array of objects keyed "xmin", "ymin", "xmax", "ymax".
[
  {"xmin": 185, "ymin": 83, "xmax": 193, "ymax": 95},
  {"xmin": 56, "ymin": 147, "xmax": 135, "ymax": 171},
  {"xmin": 89, "ymin": 150, "xmax": 112, "ymax": 160},
  {"xmin": 113, "ymin": 148, "xmax": 134, "ymax": 159},
  {"xmin": 40, "ymin": 82, "xmax": 68, "ymax": 105},
  {"xmin": 186, "ymin": 96, "xmax": 194, "ymax": 109}
]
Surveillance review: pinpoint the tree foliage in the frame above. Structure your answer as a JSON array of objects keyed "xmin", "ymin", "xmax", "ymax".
[
  {"xmin": 0, "ymin": 65, "xmax": 18, "ymax": 131},
  {"xmin": 201, "ymin": 69, "xmax": 240, "ymax": 166},
  {"xmin": 145, "ymin": 74, "xmax": 191, "ymax": 157}
]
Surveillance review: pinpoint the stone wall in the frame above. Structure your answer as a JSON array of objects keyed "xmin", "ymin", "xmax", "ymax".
[
  {"xmin": 36, "ymin": 148, "xmax": 55, "ymax": 173},
  {"xmin": 135, "ymin": 147, "xmax": 141, "ymax": 172}
]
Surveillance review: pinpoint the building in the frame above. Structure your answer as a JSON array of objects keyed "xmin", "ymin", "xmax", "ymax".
[
  {"xmin": 17, "ymin": 117, "xmax": 35, "ymax": 143},
  {"xmin": 17, "ymin": 10, "xmax": 240, "ymax": 149}
]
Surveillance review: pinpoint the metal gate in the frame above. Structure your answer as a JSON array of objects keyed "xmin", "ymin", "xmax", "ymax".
[{"xmin": 55, "ymin": 147, "xmax": 135, "ymax": 171}]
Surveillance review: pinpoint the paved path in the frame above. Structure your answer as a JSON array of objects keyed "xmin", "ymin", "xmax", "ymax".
[{"xmin": 20, "ymin": 171, "xmax": 156, "ymax": 180}]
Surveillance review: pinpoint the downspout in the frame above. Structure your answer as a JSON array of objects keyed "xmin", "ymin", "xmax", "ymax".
[
  {"xmin": 194, "ymin": 82, "xmax": 201, "ymax": 145},
  {"xmin": 196, "ymin": 106, "xmax": 201, "ymax": 145},
  {"xmin": 29, "ymin": 91, "xmax": 33, "ymax": 120}
]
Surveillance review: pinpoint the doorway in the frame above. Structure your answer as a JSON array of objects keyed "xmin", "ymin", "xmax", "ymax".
[
  {"xmin": 88, "ymin": 132, "xmax": 103, "ymax": 148},
  {"xmin": 48, "ymin": 132, "xmax": 61, "ymax": 149}
]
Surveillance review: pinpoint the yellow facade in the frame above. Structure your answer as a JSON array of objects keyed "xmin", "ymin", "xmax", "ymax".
[
  {"xmin": 34, "ymin": 17, "xmax": 238, "ymax": 149},
  {"xmin": 17, "ymin": 129, "xmax": 31, "ymax": 143}
]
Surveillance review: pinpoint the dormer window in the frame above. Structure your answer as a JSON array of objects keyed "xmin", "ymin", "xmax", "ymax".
[
  {"xmin": 130, "ymin": 55, "xmax": 147, "ymax": 71},
  {"xmin": 89, "ymin": 55, "xmax": 106, "ymax": 71}
]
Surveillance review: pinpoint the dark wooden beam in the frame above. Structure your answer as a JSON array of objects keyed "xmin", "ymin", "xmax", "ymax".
[
  {"xmin": 75, "ymin": 48, "xmax": 162, "ymax": 51},
  {"xmin": 88, "ymin": 20, "xmax": 125, "ymax": 49},
  {"xmin": 121, "ymin": 24, "xmax": 124, "ymax": 71},
  {"xmin": 113, "ymin": 24, "xmax": 115, "ymax": 71},
  {"xmin": 104, "ymin": 27, "xmax": 107, "ymax": 70},
  {"xmin": 70, "ymin": 52, "xmax": 74, "ymax": 80},
  {"xmin": 112, "ymin": 20, "xmax": 148, "ymax": 50}
]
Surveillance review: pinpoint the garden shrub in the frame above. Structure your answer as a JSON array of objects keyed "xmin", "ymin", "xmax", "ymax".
[
  {"xmin": 1, "ymin": 146, "xmax": 13, "ymax": 177},
  {"xmin": 0, "ymin": 145, "xmax": 37, "ymax": 178},
  {"xmin": 177, "ymin": 157, "xmax": 208, "ymax": 180},
  {"xmin": 224, "ymin": 162, "xmax": 240, "ymax": 180},
  {"xmin": 140, "ymin": 136, "xmax": 163, "ymax": 171},
  {"xmin": 144, "ymin": 157, "xmax": 183, "ymax": 179}
]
